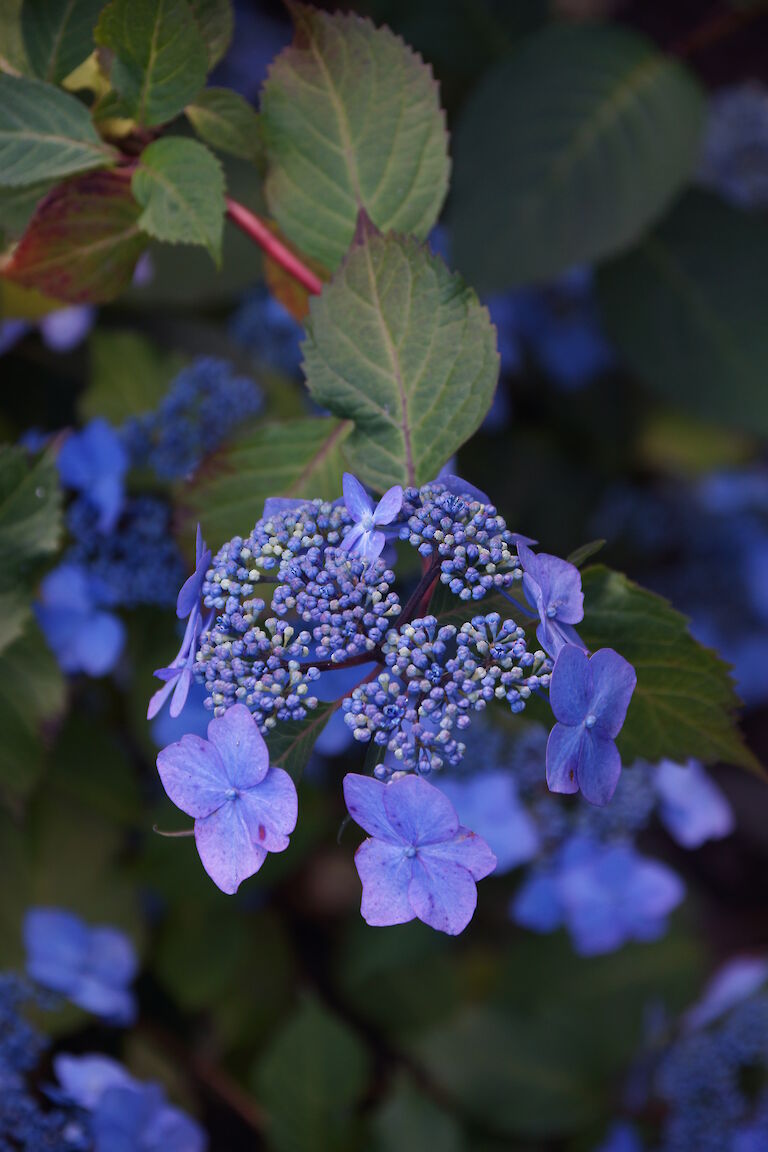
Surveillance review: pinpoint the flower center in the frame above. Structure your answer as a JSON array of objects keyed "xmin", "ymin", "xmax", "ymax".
[
  {"xmin": 584, "ymin": 713, "xmax": 597, "ymax": 730},
  {"xmin": 360, "ymin": 510, "xmax": 375, "ymax": 531},
  {"xmin": 404, "ymin": 845, "xmax": 417, "ymax": 859},
  {"xmin": 546, "ymin": 604, "xmax": 558, "ymax": 618}
]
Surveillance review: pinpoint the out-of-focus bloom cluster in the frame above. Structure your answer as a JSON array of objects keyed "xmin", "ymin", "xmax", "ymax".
[{"xmin": 698, "ymin": 83, "xmax": 768, "ymax": 209}]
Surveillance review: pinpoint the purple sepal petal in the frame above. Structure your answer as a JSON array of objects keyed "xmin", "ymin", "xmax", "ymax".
[
  {"xmin": 549, "ymin": 645, "xmax": 591, "ymax": 724},
  {"xmin": 263, "ymin": 497, "xmax": 308, "ymax": 517},
  {"xmin": 373, "ymin": 485, "xmax": 403, "ymax": 525},
  {"xmin": 194, "ymin": 801, "xmax": 268, "ymax": 894},
  {"xmin": 589, "ymin": 648, "xmax": 637, "ymax": 737},
  {"xmin": 408, "ymin": 854, "xmax": 478, "ymax": 936},
  {"xmin": 340, "ymin": 521, "xmax": 365, "ymax": 553},
  {"xmin": 206, "ymin": 703, "xmax": 269, "ymax": 788},
  {"xmin": 53, "ymin": 1054, "xmax": 132, "ymax": 1111},
  {"xmin": 342, "ymin": 472, "xmax": 373, "ymax": 520},
  {"xmin": 382, "ymin": 774, "xmax": 459, "ymax": 846},
  {"xmin": 545, "ymin": 723, "xmax": 582, "ymax": 795},
  {"xmin": 156, "ymin": 735, "xmax": 228, "ymax": 818},
  {"xmin": 343, "ymin": 774, "xmax": 400, "ymax": 843},
  {"xmin": 239, "ymin": 767, "xmax": 298, "ymax": 852},
  {"xmin": 422, "ymin": 827, "xmax": 496, "ymax": 881},
  {"xmin": 577, "ymin": 731, "xmax": 622, "ymax": 806},
  {"xmin": 354, "ymin": 838, "xmax": 415, "ymax": 926},
  {"xmin": 684, "ymin": 957, "xmax": 768, "ymax": 1032},
  {"xmin": 438, "ymin": 472, "xmax": 491, "ymax": 506},
  {"xmin": 654, "ymin": 759, "xmax": 735, "ymax": 848}
]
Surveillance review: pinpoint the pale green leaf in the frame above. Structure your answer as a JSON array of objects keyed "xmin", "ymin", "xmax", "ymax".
[
  {"xmin": 255, "ymin": 996, "xmax": 371, "ymax": 1152},
  {"xmin": 188, "ymin": 0, "xmax": 233, "ymax": 68},
  {"xmin": 81, "ymin": 330, "xmax": 185, "ymax": 423},
  {"xmin": 597, "ymin": 191, "xmax": 768, "ymax": 435},
  {"xmin": 0, "ymin": 73, "xmax": 114, "ymax": 187},
  {"xmin": 452, "ymin": 23, "xmax": 705, "ymax": 289},
  {"xmin": 186, "ymin": 87, "xmax": 260, "ymax": 162},
  {"xmin": 95, "ymin": 0, "xmax": 209, "ymax": 127},
  {"xmin": 261, "ymin": 3, "xmax": 449, "ymax": 272},
  {"xmin": 21, "ymin": 0, "xmax": 103, "ymax": 84},
  {"xmin": 580, "ymin": 565, "xmax": 759, "ymax": 772},
  {"xmin": 132, "ymin": 136, "xmax": 225, "ymax": 262},
  {"xmin": 183, "ymin": 416, "xmax": 352, "ymax": 543},
  {"xmin": 302, "ymin": 224, "xmax": 498, "ymax": 490}
]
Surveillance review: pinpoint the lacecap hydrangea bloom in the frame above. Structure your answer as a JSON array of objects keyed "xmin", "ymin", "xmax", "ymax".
[{"xmin": 151, "ymin": 472, "xmax": 636, "ymax": 933}]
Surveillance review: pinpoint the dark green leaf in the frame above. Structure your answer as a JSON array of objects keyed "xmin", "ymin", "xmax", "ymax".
[
  {"xmin": 261, "ymin": 3, "xmax": 449, "ymax": 272},
  {"xmin": 597, "ymin": 191, "xmax": 768, "ymax": 435},
  {"xmin": 186, "ymin": 87, "xmax": 260, "ymax": 162},
  {"xmin": 567, "ymin": 539, "xmax": 606, "ymax": 568},
  {"xmin": 95, "ymin": 0, "xmax": 209, "ymax": 127},
  {"xmin": 0, "ymin": 180, "xmax": 57, "ymax": 242},
  {"xmin": 0, "ymin": 622, "xmax": 66, "ymax": 802},
  {"xmin": 372, "ymin": 1076, "xmax": 465, "ymax": 1152},
  {"xmin": 452, "ymin": 23, "xmax": 704, "ymax": 290},
  {"xmin": 81, "ymin": 329, "xmax": 184, "ymax": 423},
  {"xmin": 188, "ymin": 0, "xmax": 233, "ymax": 68},
  {"xmin": 303, "ymin": 223, "xmax": 499, "ymax": 491},
  {"xmin": 21, "ymin": 0, "xmax": 103, "ymax": 84},
  {"xmin": 132, "ymin": 137, "xmax": 226, "ymax": 263},
  {"xmin": 581, "ymin": 565, "xmax": 759, "ymax": 771},
  {"xmin": 255, "ymin": 995, "xmax": 371, "ymax": 1152},
  {"xmin": 0, "ymin": 0, "xmax": 30, "ymax": 75},
  {"xmin": 0, "ymin": 73, "xmax": 115, "ymax": 187},
  {"xmin": 183, "ymin": 416, "xmax": 352, "ymax": 543},
  {"xmin": 2, "ymin": 169, "xmax": 146, "ymax": 303},
  {"xmin": 266, "ymin": 703, "xmax": 335, "ymax": 783}
]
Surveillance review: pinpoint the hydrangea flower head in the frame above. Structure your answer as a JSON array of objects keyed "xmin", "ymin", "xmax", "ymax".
[
  {"xmin": 36, "ymin": 564, "xmax": 125, "ymax": 677},
  {"xmin": 23, "ymin": 908, "xmax": 137, "ymax": 1024},
  {"xmin": 56, "ymin": 418, "xmax": 127, "ymax": 533},
  {"xmin": 343, "ymin": 772, "xmax": 496, "ymax": 935},
  {"xmin": 341, "ymin": 472, "xmax": 403, "ymax": 565},
  {"xmin": 546, "ymin": 644, "xmax": 636, "ymax": 806},
  {"xmin": 518, "ymin": 542, "xmax": 584, "ymax": 657},
  {"xmin": 654, "ymin": 759, "xmax": 735, "ymax": 849},
  {"xmin": 157, "ymin": 703, "xmax": 298, "ymax": 894}
]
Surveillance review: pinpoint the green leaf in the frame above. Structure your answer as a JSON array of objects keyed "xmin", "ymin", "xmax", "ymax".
[
  {"xmin": 255, "ymin": 995, "xmax": 371, "ymax": 1152},
  {"xmin": 81, "ymin": 329, "xmax": 185, "ymax": 423},
  {"xmin": 186, "ymin": 87, "xmax": 260, "ymax": 162},
  {"xmin": 132, "ymin": 137, "xmax": 225, "ymax": 263},
  {"xmin": 0, "ymin": 0, "xmax": 30, "ymax": 75},
  {"xmin": 188, "ymin": 0, "xmax": 233, "ymax": 68},
  {"xmin": 411, "ymin": 1007, "xmax": 602, "ymax": 1138},
  {"xmin": 372, "ymin": 1076, "xmax": 465, "ymax": 1152},
  {"xmin": 1, "ymin": 169, "xmax": 146, "ymax": 303},
  {"xmin": 580, "ymin": 565, "xmax": 758, "ymax": 771},
  {"xmin": 451, "ymin": 23, "xmax": 704, "ymax": 290},
  {"xmin": 0, "ymin": 621, "xmax": 66, "ymax": 803},
  {"xmin": 261, "ymin": 4, "xmax": 449, "ymax": 272},
  {"xmin": 0, "ymin": 74, "xmax": 115, "ymax": 187},
  {"xmin": 266, "ymin": 703, "xmax": 335, "ymax": 783},
  {"xmin": 21, "ymin": 0, "xmax": 103, "ymax": 83},
  {"xmin": 567, "ymin": 539, "xmax": 606, "ymax": 568},
  {"xmin": 95, "ymin": 0, "xmax": 209, "ymax": 127},
  {"xmin": 302, "ymin": 223, "xmax": 499, "ymax": 491},
  {"xmin": 183, "ymin": 416, "xmax": 352, "ymax": 543},
  {"xmin": 0, "ymin": 180, "xmax": 57, "ymax": 243},
  {"xmin": 597, "ymin": 191, "xmax": 768, "ymax": 436}
]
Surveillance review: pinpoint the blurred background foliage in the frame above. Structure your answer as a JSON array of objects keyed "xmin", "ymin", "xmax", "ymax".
[{"xmin": 2, "ymin": 0, "xmax": 768, "ymax": 1148}]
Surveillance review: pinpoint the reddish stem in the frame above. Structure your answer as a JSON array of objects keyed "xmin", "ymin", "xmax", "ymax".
[{"xmin": 226, "ymin": 197, "xmax": 324, "ymax": 296}]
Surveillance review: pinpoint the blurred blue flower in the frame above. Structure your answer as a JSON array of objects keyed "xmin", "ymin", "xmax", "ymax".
[
  {"xmin": 698, "ymin": 84, "xmax": 768, "ymax": 209},
  {"xmin": 654, "ymin": 759, "xmax": 734, "ymax": 849},
  {"xmin": 0, "ymin": 305, "xmax": 94, "ymax": 357},
  {"xmin": 36, "ymin": 564, "xmax": 125, "ymax": 677},
  {"xmin": 24, "ymin": 908, "xmax": 137, "ymax": 1024},
  {"xmin": 437, "ymin": 769, "xmax": 539, "ymax": 874},
  {"xmin": 211, "ymin": 0, "xmax": 291, "ymax": 100},
  {"xmin": 150, "ymin": 680, "xmax": 210, "ymax": 749},
  {"xmin": 513, "ymin": 836, "xmax": 684, "ymax": 955},
  {"xmin": 594, "ymin": 1122, "xmax": 643, "ymax": 1152},
  {"xmin": 55, "ymin": 1053, "xmax": 206, "ymax": 1151},
  {"xmin": 229, "ymin": 285, "xmax": 303, "ymax": 375},
  {"xmin": 57, "ymin": 418, "xmax": 128, "ymax": 533},
  {"xmin": 546, "ymin": 645, "xmax": 636, "ymax": 806},
  {"xmin": 684, "ymin": 956, "xmax": 768, "ymax": 1033},
  {"xmin": 344, "ymin": 772, "xmax": 496, "ymax": 935}
]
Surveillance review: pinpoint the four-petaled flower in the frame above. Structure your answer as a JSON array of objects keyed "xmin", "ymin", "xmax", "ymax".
[
  {"xmin": 518, "ymin": 542, "xmax": 584, "ymax": 657},
  {"xmin": 341, "ymin": 472, "xmax": 403, "ymax": 565},
  {"xmin": 343, "ymin": 772, "xmax": 496, "ymax": 935},
  {"xmin": 546, "ymin": 644, "xmax": 636, "ymax": 805},
  {"xmin": 56, "ymin": 418, "xmax": 128, "ymax": 533},
  {"xmin": 23, "ymin": 908, "xmax": 137, "ymax": 1024},
  {"xmin": 148, "ymin": 524, "xmax": 212, "ymax": 720},
  {"xmin": 157, "ymin": 703, "xmax": 298, "ymax": 894}
]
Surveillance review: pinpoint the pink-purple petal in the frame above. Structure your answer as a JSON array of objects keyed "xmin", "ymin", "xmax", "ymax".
[
  {"xmin": 343, "ymin": 773, "xmax": 400, "ymax": 843},
  {"xmin": 589, "ymin": 649, "xmax": 637, "ymax": 737},
  {"xmin": 194, "ymin": 800, "xmax": 268, "ymax": 894},
  {"xmin": 340, "ymin": 521, "xmax": 365, "ymax": 553},
  {"xmin": 549, "ymin": 644, "xmax": 592, "ymax": 725},
  {"xmin": 206, "ymin": 703, "xmax": 269, "ymax": 788},
  {"xmin": 359, "ymin": 529, "xmax": 386, "ymax": 565},
  {"xmin": 408, "ymin": 854, "xmax": 478, "ymax": 935},
  {"xmin": 577, "ymin": 731, "xmax": 622, "ymax": 806},
  {"xmin": 147, "ymin": 676, "xmax": 176, "ymax": 720},
  {"xmin": 372, "ymin": 484, "xmax": 403, "ymax": 525},
  {"xmin": 354, "ymin": 838, "xmax": 415, "ymax": 926},
  {"xmin": 342, "ymin": 472, "xmax": 373, "ymax": 520},
  {"xmin": 157, "ymin": 735, "xmax": 228, "ymax": 818},
  {"xmin": 169, "ymin": 667, "xmax": 192, "ymax": 718},
  {"xmin": 383, "ymin": 774, "xmax": 459, "ymax": 846},
  {"xmin": 239, "ymin": 767, "xmax": 298, "ymax": 853},
  {"xmin": 546, "ymin": 723, "xmax": 583, "ymax": 796},
  {"xmin": 423, "ymin": 827, "xmax": 497, "ymax": 881}
]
